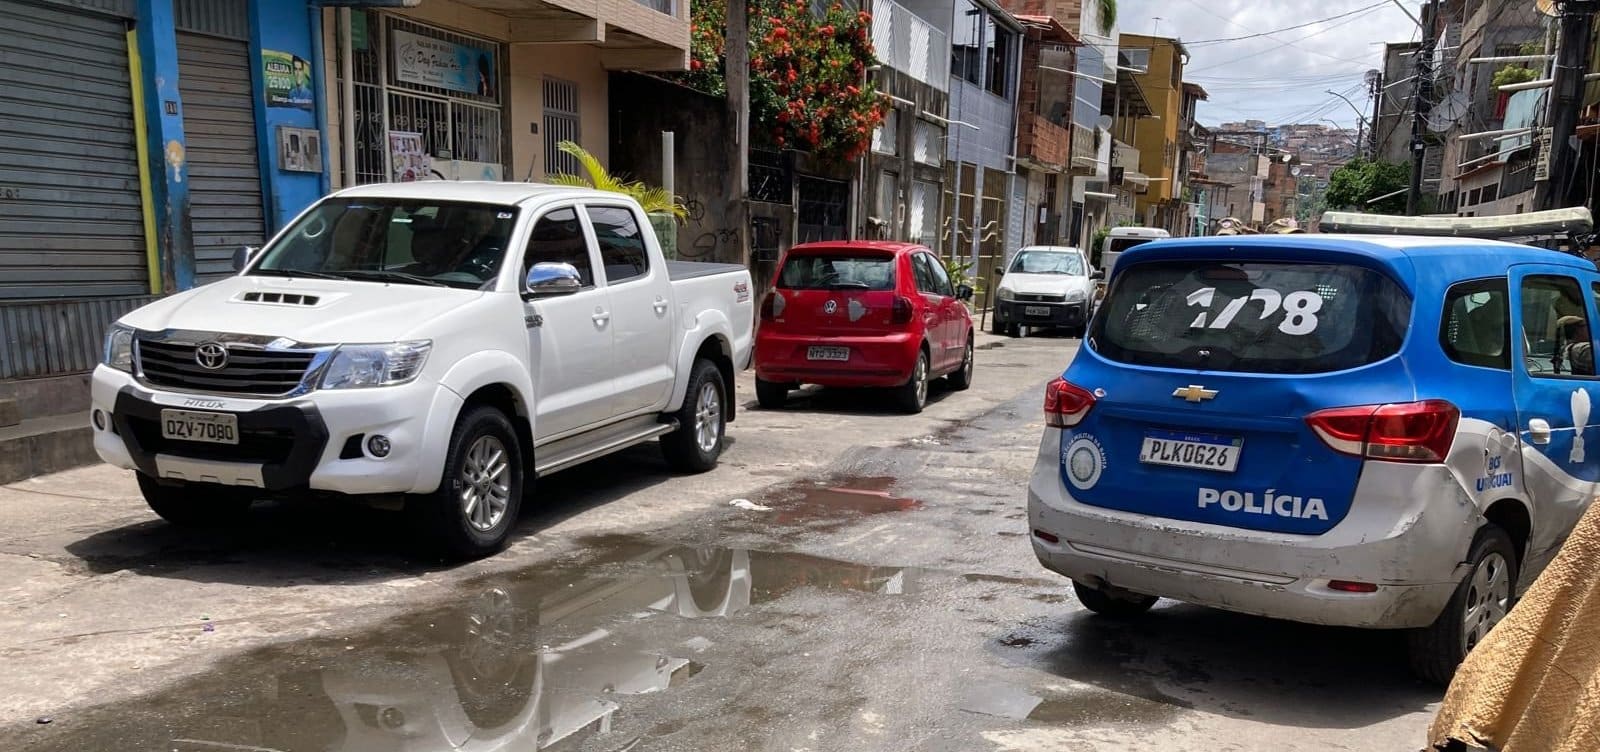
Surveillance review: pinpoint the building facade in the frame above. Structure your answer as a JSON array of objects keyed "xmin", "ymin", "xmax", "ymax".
[
  {"xmin": 1120, "ymin": 33, "xmax": 1187, "ymax": 233},
  {"xmin": 0, "ymin": 0, "xmax": 688, "ymax": 429},
  {"xmin": 1012, "ymin": 15, "xmax": 1078, "ymax": 248},
  {"xmin": 861, "ymin": 0, "xmax": 952, "ymax": 253}
]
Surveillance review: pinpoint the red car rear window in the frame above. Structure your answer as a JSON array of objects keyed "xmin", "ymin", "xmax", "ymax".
[{"xmin": 777, "ymin": 254, "xmax": 896, "ymax": 291}]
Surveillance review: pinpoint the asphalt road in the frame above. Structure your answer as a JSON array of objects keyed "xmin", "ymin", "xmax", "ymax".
[{"xmin": 0, "ymin": 333, "xmax": 1441, "ymax": 751}]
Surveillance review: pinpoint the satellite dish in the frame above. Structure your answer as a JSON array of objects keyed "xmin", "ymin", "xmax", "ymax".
[
  {"xmin": 1291, "ymin": 165, "xmax": 1303, "ymax": 177},
  {"xmin": 1097, "ymin": 115, "xmax": 1115, "ymax": 131},
  {"xmin": 1427, "ymin": 91, "xmax": 1471, "ymax": 133},
  {"xmin": 1537, "ymin": 0, "xmax": 1558, "ymax": 17}
]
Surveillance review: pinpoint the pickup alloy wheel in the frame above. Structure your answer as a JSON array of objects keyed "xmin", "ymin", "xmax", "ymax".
[
  {"xmin": 662, "ymin": 358, "xmax": 726, "ymax": 473},
  {"xmin": 410, "ymin": 406, "xmax": 524, "ymax": 560}
]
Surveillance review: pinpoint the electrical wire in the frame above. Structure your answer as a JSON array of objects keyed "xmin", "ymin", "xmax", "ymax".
[
  {"xmin": 1182, "ymin": 1, "xmax": 1393, "ymax": 46},
  {"xmin": 1177, "ymin": 0, "xmax": 1391, "ymax": 68},
  {"xmin": 1187, "ymin": 6, "xmax": 1392, "ymax": 75}
]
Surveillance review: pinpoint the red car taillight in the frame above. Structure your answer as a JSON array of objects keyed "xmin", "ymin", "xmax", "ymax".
[
  {"xmin": 760, "ymin": 292, "xmax": 784, "ymax": 321},
  {"xmin": 890, "ymin": 295, "xmax": 914, "ymax": 325},
  {"xmin": 1305, "ymin": 400, "xmax": 1459, "ymax": 463},
  {"xmin": 1044, "ymin": 378, "xmax": 1096, "ymax": 428}
]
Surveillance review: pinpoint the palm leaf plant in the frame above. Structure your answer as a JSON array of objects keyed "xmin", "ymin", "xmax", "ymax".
[{"xmin": 547, "ymin": 141, "xmax": 687, "ymax": 220}]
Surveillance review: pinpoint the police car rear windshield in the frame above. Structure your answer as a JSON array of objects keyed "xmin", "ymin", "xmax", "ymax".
[{"xmin": 1092, "ymin": 261, "xmax": 1411, "ymax": 374}]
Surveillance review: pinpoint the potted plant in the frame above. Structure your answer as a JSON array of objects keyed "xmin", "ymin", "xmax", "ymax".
[{"xmin": 547, "ymin": 141, "xmax": 688, "ymax": 258}]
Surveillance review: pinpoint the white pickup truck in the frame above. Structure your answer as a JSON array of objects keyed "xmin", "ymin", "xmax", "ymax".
[{"xmin": 91, "ymin": 183, "xmax": 754, "ymax": 558}]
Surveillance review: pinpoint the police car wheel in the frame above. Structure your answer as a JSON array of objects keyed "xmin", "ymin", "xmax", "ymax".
[
  {"xmin": 1406, "ymin": 525, "xmax": 1518, "ymax": 686},
  {"xmin": 1073, "ymin": 580, "xmax": 1158, "ymax": 619}
]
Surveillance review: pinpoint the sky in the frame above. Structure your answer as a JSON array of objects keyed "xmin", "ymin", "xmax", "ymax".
[{"xmin": 1116, "ymin": 0, "xmax": 1423, "ymax": 130}]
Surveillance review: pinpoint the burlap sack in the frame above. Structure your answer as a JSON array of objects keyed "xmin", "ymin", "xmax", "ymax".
[{"xmin": 1428, "ymin": 500, "xmax": 1600, "ymax": 752}]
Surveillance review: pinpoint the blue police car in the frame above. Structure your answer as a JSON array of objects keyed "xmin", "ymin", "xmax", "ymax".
[{"xmin": 1028, "ymin": 233, "xmax": 1600, "ymax": 683}]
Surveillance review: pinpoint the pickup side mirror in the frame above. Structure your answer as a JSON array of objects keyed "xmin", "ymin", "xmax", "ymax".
[
  {"xmin": 232, "ymin": 245, "xmax": 258, "ymax": 272},
  {"xmin": 994, "ymin": 266, "xmax": 1004, "ymax": 276},
  {"xmin": 525, "ymin": 262, "xmax": 583, "ymax": 299},
  {"xmin": 956, "ymin": 284, "xmax": 974, "ymax": 301},
  {"xmin": 1090, "ymin": 269, "xmax": 1105, "ymax": 280}
]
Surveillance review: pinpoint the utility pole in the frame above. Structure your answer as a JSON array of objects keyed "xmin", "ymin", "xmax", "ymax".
[
  {"xmin": 1536, "ymin": 0, "xmax": 1600, "ymax": 211},
  {"xmin": 725, "ymin": 0, "xmax": 751, "ymax": 268},
  {"xmin": 1406, "ymin": 0, "xmax": 1437, "ymax": 216}
]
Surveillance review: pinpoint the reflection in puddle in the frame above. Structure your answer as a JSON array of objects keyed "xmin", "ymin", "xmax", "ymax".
[{"xmin": 20, "ymin": 541, "xmax": 917, "ymax": 752}]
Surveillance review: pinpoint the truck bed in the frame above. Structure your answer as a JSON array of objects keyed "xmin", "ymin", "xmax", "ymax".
[{"xmin": 667, "ymin": 260, "xmax": 748, "ymax": 281}]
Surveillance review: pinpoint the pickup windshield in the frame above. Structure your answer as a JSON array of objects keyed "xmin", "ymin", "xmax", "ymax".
[{"xmin": 251, "ymin": 198, "xmax": 519, "ymax": 289}]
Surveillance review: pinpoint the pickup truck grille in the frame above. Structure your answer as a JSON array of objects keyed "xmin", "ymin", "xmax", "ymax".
[
  {"xmin": 136, "ymin": 339, "xmax": 315, "ymax": 396},
  {"xmin": 1014, "ymin": 293, "xmax": 1067, "ymax": 303}
]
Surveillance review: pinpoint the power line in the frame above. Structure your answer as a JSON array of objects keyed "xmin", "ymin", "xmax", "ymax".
[
  {"xmin": 1178, "ymin": 0, "xmax": 1388, "ymax": 68},
  {"xmin": 1184, "ymin": 1, "xmax": 1392, "ymax": 46},
  {"xmin": 1187, "ymin": 6, "xmax": 1391, "ymax": 75}
]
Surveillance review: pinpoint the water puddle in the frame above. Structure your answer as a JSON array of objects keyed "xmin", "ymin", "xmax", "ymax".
[
  {"xmin": 12, "ymin": 539, "xmax": 917, "ymax": 751},
  {"xmin": 960, "ymin": 681, "xmax": 1182, "ymax": 726},
  {"xmin": 747, "ymin": 477, "xmax": 925, "ymax": 528}
]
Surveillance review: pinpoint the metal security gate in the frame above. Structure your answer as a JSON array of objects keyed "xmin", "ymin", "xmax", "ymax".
[
  {"xmin": 177, "ymin": 1, "xmax": 265, "ymax": 284},
  {"xmin": 0, "ymin": 0, "xmax": 144, "ymax": 301},
  {"xmin": 543, "ymin": 77, "xmax": 581, "ymax": 177}
]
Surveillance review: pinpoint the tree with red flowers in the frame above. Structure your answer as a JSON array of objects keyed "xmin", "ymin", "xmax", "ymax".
[{"xmin": 683, "ymin": 0, "xmax": 887, "ymax": 163}]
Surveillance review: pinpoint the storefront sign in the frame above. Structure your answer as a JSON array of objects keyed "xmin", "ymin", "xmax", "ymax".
[
  {"xmin": 263, "ymin": 50, "xmax": 314, "ymax": 111},
  {"xmin": 392, "ymin": 29, "xmax": 495, "ymax": 98},
  {"xmin": 389, "ymin": 131, "xmax": 432, "ymax": 182}
]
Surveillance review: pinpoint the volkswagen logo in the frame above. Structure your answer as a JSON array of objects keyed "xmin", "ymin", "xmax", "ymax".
[
  {"xmin": 823, "ymin": 300, "xmax": 838, "ymax": 314},
  {"xmin": 194, "ymin": 342, "xmax": 229, "ymax": 370}
]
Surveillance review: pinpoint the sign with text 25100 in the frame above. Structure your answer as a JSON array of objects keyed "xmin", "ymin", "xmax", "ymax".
[{"xmin": 392, "ymin": 30, "xmax": 496, "ymax": 98}]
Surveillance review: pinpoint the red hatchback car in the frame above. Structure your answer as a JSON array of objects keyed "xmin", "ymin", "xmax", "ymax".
[{"xmin": 754, "ymin": 242, "xmax": 976, "ymax": 413}]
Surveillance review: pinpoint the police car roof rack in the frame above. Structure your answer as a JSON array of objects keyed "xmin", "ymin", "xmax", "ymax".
[{"xmin": 1318, "ymin": 207, "xmax": 1594, "ymax": 247}]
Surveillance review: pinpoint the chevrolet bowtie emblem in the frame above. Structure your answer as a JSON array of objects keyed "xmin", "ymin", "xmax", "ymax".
[{"xmin": 1172, "ymin": 385, "xmax": 1218, "ymax": 402}]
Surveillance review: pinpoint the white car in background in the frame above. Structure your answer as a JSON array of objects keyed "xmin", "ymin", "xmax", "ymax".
[{"xmin": 991, "ymin": 246, "xmax": 1098, "ymax": 337}]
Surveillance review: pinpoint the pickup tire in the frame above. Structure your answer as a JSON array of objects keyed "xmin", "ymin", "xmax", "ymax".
[
  {"xmin": 1407, "ymin": 525, "xmax": 1518, "ymax": 685},
  {"xmin": 895, "ymin": 350, "xmax": 930, "ymax": 414},
  {"xmin": 408, "ymin": 406, "xmax": 524, "ymax": 561},
  {"xmin": 137, "ymin": 475, "xmax": 253, "ymax": 527},
  {"xmin": 661, "ymin": 358, "xmax": 726, "ymax": 473},
  {"xmin": 755, "ymin": 378, "xmax": 792, "ymax": 409},
  {"xmin": 947, "ymin": 335, "xmax": 975, "ymax": 391}
]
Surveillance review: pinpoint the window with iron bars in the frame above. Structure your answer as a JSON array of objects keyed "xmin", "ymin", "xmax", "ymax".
[{"xmin": 340, "ymin": 12, "xmax": 504, "ymax": 185}]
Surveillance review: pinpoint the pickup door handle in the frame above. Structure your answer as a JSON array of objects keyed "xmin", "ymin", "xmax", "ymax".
[
  {"xmin": 1529, "ymin": 418, "xmax": 1552, "ymax": 445},
  {"xmin": 653, "ymin": 297, "xmax": 669, "ymax": 314},
  {"xmin": 591, "ymin": 311, "xmax": 610, "ymax": 326}
]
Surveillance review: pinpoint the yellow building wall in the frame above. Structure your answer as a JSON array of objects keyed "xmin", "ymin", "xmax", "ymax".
[{"xmin": 1123, "ymin": 34, "xmax": 1182, "ymax": 219}]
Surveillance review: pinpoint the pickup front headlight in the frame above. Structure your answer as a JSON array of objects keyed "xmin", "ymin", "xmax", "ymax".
[
  {"xmin": 320, "ymin": 341, "xmax": 433, "ymax": 389},
  {"xmin": 1065, "ymin": 289, "xmax": 1086, "ymax": 303},
  {"xmin": 103, "ymin": 324, "xmax": 134, "ymax": 372},
  {"xmin": 997, "ymin": 287, "xmax": 1016, "ymax": 301}
]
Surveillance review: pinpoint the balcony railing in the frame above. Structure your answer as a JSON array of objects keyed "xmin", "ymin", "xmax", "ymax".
[{"xmin": 871, "ymin": 0, "xmax": 948, "ymax": 91}]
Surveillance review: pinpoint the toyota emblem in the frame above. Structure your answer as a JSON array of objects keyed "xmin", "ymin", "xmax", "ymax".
[{"xmin": 194, "ymin": 342, "xmax": 229, "ymax": 370}]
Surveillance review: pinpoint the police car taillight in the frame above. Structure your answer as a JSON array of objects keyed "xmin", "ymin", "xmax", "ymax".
[
  {"xmin": 1305, "ymin": 400, "xmax": 1460, "ymax": 463},
  {"xmin": 1044, "ymin": 378, "xmax": 1095, "ymax": 428}
]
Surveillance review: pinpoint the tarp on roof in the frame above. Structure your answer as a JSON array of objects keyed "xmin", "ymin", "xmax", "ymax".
[{"xmin": 1429, "ymin": 499, "xmax": 1600, "ymax": 752}]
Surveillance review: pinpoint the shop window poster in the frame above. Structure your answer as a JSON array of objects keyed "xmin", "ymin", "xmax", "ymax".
[
  {"xmin": 263, "ymin": 50, "xmax": 314, "ymax": 111},
  {"xmin": 392, "ymin": 29, "xmax": 496, "ymax": 98},
  {"xmin": 389, "ymin": 131, "xmax": 433, "ymax": 182}
]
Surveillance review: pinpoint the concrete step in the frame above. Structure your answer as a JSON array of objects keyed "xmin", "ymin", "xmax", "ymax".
[
  {"xmin": 0, "ymin": 398, "xmax": 17, "ymax": 427},
  {"xmin": 0, "ymin": 373, "xmax": 91, "ymax": 422},
  {"xmin": 0, "ymin": 413, "xmax": 96, "ymax": 485}
]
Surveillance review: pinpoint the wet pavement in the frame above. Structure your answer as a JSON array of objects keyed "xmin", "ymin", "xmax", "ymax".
[{"xmin": 0, "ymin": 335, "xmax": 1442, "ymax": 751}]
